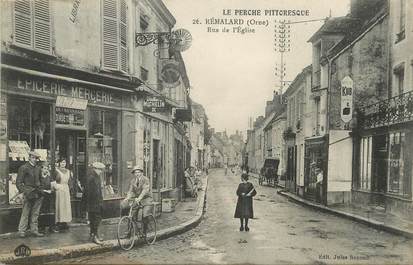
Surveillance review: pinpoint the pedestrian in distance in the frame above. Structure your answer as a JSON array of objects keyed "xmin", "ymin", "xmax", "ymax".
[
  {"xmin": 84, "ymin": 162, "xmax": 106, "ymax": 245},
  {"xmin": 234, "ymin": 173, "xmax": 256, "ymax": 232},
  {"xmin": 51, "ymin": 158, "xmax": 72, "ymax": 232},
  {"xmin": 16, "ymin": 150, "xmax": 45, "ymax": 237}
]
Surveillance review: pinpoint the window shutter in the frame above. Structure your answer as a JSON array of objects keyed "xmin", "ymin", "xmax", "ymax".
[
  {"xmin": 102, "ymin": 0, "xmax": 119, "ymax": 70},
  {"xmin": 33, "ymin": 0, "xmax": 51, "ymax": 53},
  {"xmin": 14, "ymin": 0, "xmax": 32, "ymax": 48},
  {"xmin": 119, "ymin": 0, "xmax": 128, "ymax": 72}
]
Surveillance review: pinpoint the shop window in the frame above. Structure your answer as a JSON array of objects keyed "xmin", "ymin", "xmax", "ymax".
[
  {"xmin": 13, "ymin": 0, "xmax": 52, "ymax": 54},
  {"xmin": 88, "ymin": 108, "xmax": 119, "ymax": 198},
  {"xmin": 102, "ymin": 0, "xmax": 128, "ymax": 72},
  {"xmin": 6, "ymin": 99, "xmax": 51, "ymax": 205},
  {"xmin": 359, "ymin": 136, "xmax": 372, "ymax": 190},
  {"xmin": 388, "ymin": 132, "xmax": 408, "ymax": 196}
]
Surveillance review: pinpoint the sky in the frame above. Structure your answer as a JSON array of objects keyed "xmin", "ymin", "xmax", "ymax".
[{"xmin": 164, "ymin": 0, "xmax": 350, "ymax": 135}]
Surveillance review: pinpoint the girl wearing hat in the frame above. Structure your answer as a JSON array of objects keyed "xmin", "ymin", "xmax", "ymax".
[{"xmin": 234, "ymin": 173, "xmax": 257, "ymax": 232}]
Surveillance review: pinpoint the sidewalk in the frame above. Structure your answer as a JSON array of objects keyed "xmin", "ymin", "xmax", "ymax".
[
  {"xmin": 248, "ymin": 172, "xmax": 413, "ymax": 239},
  {"xmin": 0, "ymin": 175, "xmax": 208, "ymax": 264}
]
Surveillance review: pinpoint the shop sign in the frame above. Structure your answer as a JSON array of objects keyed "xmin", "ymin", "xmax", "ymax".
[
  {"xmin": 56, "ymin": 96, "xmax": 88, "ymax": 110},
  {"xmin": 159, "ymin": 60, "xmax": 181, "ymax": 88},
  {"xmin": 7, "ymin": 73, "xmax": 122, "ymax": 107},
  {"xmin": 55, "ymin": 107, "xmax": 85, "ymax": 127},
  {"xmin": 8, "ymin": 140, "xmax": 30, "ymax": 160},
  {"xmin": 143, "ymin": 96, "xmax": 166, "ymax": 113},
  {"xmin": 340, "ymin": 76, "xmax": 353, "ymax": 123}
]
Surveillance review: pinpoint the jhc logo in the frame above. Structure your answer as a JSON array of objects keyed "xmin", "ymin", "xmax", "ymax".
[{"xmin": 14, "ymin": 244, "xmax": 31, "ymax": 257}]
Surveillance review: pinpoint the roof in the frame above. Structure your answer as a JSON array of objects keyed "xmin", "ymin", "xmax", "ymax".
[
  {"xmin": 308, "ymin": 16, "xmax": 361, "ymax": 43},
  {"xmin": 284, "ymin": 65, "xmax": 312, "ymax": 96},
  {"xmin": 327, "ymin": 6, "xmax": 388, "ymax": 59},
  {"xmin": 264, "ymin": 108, "xmax": 286, "ymax": 130}
]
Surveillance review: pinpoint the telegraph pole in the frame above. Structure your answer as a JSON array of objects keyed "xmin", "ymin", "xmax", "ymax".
[{"xmin": 274, "ymin": 20, "xmax": 292, "ymax": 94}]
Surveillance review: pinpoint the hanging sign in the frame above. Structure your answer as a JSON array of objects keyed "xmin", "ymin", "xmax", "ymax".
[
  {"xmin": 69, "ymin": 0, "xmax": 81, "ymax": 23},
  {"xmin": 159, "ymin": 60, "xmax": 181, "ymax": 88},
  {"xmin": 340, "ymin": 76, "xmax": 353, "ymax": 123},
  {"xmin": 143, "ymin": 96, "xmax": 166, "ymax": 113}
]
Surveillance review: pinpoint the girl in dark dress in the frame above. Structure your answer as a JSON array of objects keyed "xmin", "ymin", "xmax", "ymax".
[{"xmin": 234, "ymin": 173, "xmax": 257, "ymax": 231}]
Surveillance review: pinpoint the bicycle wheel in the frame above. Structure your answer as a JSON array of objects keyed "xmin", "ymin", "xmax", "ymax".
[
  {"xmin": 143, "ymin": 215, "xmax": 157, "ymax": 245},
  {"xmin": 117, "ymin": 216, "xmax": 136, "ymax": 250}
]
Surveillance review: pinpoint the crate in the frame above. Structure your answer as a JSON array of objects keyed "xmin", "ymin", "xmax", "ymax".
[
  {"xmin": 162, "ymin": 199, "xmax": 176, "ymax": 213},
  {"xmin": 152, "ymin": 202, "xmax": 161, "ymax": 217}
]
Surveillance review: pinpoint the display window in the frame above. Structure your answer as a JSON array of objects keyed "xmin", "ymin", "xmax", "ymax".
[
  {"xmin": 6, "ymin": 98, "xmax": 52, "ymax": 205},
  {"xmin": 88, "ymin": 108, "xmax": 119, "ymax": 198}
]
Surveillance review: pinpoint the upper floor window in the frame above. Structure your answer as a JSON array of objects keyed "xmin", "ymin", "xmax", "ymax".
[
  {"xmin": 396, "ymin": 0, "xmax": 406, "ymax": 42},
  {"xmin": 141, "ymin": 67, "xmax": 149, "ymax": 82},
  {"xmin": 394, "ymin": 65, "xmax": 405, "ymax": 95},
  {"xmin": 13, "ymin": 0, "xmax": 52, "ymax": 54},
  {"xmin": 102, "ymin": 0, "xmax": 128, "ymax": 73}
]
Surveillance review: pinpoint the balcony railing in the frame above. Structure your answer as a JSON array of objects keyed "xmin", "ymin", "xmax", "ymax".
[{"xmin": 359, "ymin": 90, "xmax": 413, "ymax": 129}]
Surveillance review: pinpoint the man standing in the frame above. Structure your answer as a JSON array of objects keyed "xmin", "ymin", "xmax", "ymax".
[
  {"xmin": 16, "ymin": 150, "xmax": 44, "ymax": 237},
  {"xmin": 85, "ymin": 162, "xmax": 105, "ymax": 244}
]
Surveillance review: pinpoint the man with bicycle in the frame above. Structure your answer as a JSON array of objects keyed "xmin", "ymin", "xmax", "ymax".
[{"xmin": 121, "ymin": 165, "xmax": 153, "ymax": 223}]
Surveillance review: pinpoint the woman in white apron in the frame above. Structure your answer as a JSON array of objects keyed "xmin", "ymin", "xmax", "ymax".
[{"xmin": 52, "ymin": 158, "xmax": 72, "ymax": 232}]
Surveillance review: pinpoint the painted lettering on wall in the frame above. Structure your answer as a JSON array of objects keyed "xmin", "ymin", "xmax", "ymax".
[
  {"xmin": 69, "ymin": 0, "xmax": 81, "ymax": 23},
  {"xmin": 16, "ymin": 78, "xmax": 115, "ymax": 104}
]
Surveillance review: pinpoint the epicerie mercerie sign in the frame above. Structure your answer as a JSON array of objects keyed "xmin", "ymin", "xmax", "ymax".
[
  {"xmin": 7, "ymin": 74, "xmax": 121, "ymax": 107},
  {"xmin": 143, "ymin": 96, "xmax": 166, "ymax": 113}
]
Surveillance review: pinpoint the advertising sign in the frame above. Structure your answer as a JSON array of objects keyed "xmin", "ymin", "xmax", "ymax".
[
  {"xmin": 143, "ymin": 96, "xmax": 166, "ymax": 113},
  {"xmin": 340, "ymin": 76, "xmax": 353, "ymax": 123}
]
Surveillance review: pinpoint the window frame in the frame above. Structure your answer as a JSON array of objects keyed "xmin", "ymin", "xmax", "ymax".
[
  {"xmin": 12, "ymin": 0, "xmax": 53, "ymax": 55},
  {"xmin": 101, "ymin": 0, "xmax": 128, "ymax": 73}
]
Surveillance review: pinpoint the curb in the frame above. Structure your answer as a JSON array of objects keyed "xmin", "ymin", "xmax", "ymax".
[
  {"xmin": 0, "ymin": 177, "xmax": 208, "ymax": 264},
  {"xmin": 277, "ymin": 190, "xmax": 413, "ymax": 239}
]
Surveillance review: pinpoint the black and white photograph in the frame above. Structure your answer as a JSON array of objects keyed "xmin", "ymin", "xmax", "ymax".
[{"xmin": 0, "ymin": 0, "xmax": 412, "ymax": 264}]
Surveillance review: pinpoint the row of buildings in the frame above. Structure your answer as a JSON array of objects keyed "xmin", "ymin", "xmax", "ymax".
[
  {"xmin": 210, "ymin": 130, "xmax": 244, "ymax": 168},
  {"xmin": 0, "ymin": 0, "xmax": 210, "ymax": 233},
  {"xmin": 245, "ymin": 0, "xmax": 413, "ymax": 220}
]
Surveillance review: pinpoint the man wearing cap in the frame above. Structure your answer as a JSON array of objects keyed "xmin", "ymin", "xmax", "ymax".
[
  {"xmin": 84, "ymin": 162, "xmax": 106, "ymax": 244},
  {"xmin": 121, "ymin": 165, "xmax": 153, "ymax": 222},
  {"xmin": 16, "ymin": 150, "xmax": 44, "ymax": 237}
]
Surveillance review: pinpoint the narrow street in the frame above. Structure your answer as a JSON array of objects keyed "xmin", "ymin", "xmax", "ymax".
[{"xmin": 64, "ymin": 169, "xmax": 413, "ymax": 264}]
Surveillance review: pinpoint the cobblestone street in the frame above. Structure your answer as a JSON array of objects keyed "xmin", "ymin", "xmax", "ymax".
[{"xmin": 63, "ymin": 169, "xmax": 413, "ymax": 264}]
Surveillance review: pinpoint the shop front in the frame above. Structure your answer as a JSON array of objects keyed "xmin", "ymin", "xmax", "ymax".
[
  {"xmin": 0, "ymin": 68, "xmax": 133, "ymax": 233},
  {"xmin": 304, "ymin": 136, "xmax": 328, "ymax": 204},
  {"xmin": 353, "ymin": 127, "xmax": 413, "ymax": 218}
]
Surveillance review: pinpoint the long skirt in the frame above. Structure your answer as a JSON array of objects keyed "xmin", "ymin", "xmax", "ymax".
[{"xmin": 54, "ymin": 184, "xmax": 72, "ymax": 223}]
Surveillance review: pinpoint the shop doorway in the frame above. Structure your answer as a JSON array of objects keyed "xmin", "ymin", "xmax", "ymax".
[{"xmin": 55, "ymin": 129, "xmax": 86, "ymax": 198}]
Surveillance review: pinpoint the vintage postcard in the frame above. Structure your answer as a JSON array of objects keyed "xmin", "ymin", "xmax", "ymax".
[{"xmin": 0, "ymin": 0, "xmax": 412, "ymax": 264}]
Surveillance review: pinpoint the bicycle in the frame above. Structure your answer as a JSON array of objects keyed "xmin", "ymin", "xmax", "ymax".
[{"xmin": 117, "ymin": 202, "xmax": 157, "ymax": 250}]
